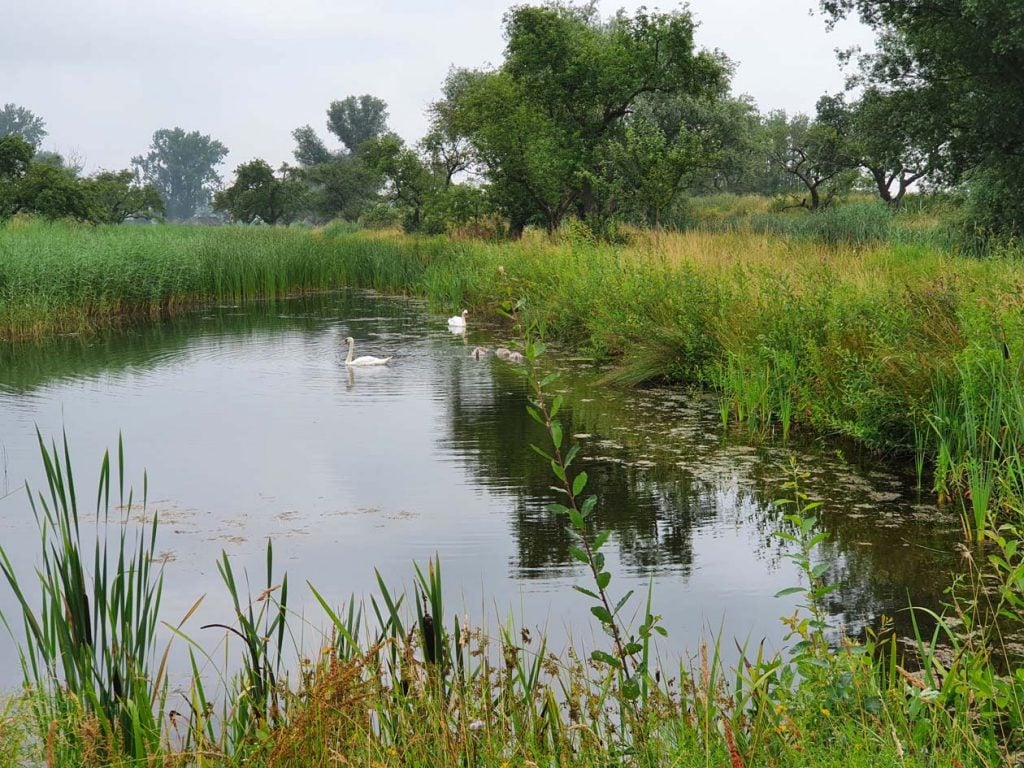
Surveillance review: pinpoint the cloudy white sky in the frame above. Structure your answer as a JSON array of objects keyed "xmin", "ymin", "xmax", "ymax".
[{"xmin": 2, "ymin": 0, "xmax": 873, "ymax": 175}]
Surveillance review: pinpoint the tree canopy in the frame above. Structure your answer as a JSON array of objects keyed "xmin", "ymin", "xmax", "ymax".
[
  {"xmin": 436, "ymin": 3, "xmax": 727, "ymax": 235},
  {"xmin": 821, "ymin": 0, "xmax": 1024, "ymax": 234},
  {"xmin": 0, "ymin": 104, "xmax": 47, "ymax": 148},
  {"xmin": 131, "ymin": 128, "xmax": 228, "ymax": 221},
  {"xmin": 213, "ymin": 159, "xmax": 306, "ymax": 225}
]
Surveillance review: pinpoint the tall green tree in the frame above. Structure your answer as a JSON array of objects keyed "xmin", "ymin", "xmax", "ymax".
[
  {"xmin": 213, "ymin": 159, "xmax": 306, "ymax": 225},
  {"xmin": 438, "ymin": 3, "xmax": 726, "ymax": 235},
  {"xmin": 0, "ymin": 104, "xmax": 47, "ymax": 148},
  {"xmin": 327, "ymin": 95, "xmax": 389, "ymax": 154},
  {"xmin": 821, "ymin": 0, "xmax": 1024, "ymax": 235},
  {"xmin": 131, "ymin": 128, "xmax": 228, "ymax": 221}
]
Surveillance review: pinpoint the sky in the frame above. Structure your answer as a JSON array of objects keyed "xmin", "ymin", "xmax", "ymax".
[{"xmin": 1, "ymin": 0, "xmax": 875, "ymax": 176}]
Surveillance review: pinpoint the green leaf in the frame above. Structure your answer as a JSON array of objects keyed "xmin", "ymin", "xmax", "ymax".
[
  {"xmin": 540, "ymin": 373, "xmax": 559, "ymax": 388},
  {"xmin": 810, "ymin": 563, "xmax": 829, "ymax": 579},
  {"xmin": 593, "ymin": 552, "xmax": 605, "ymax": 571},
  {"xmin": 550, "ymin": 421, "xmax": 563, "ymax": 450},
  {"xmin": 581, "ymin": 495, "xmax": 597, "ymax": 518},
  {"xmin": 526, "ymin": 406, "xmax": 545, "ymax": 426},
  {"xmin": 614, "ymin": 590, "xmax": 634, "ymax": 613},
  {"xmin": 596, "ymin": 571, "xmax": 611, "ymax": 589},
  {"xmin": 591, "ymin": 606, "xmax": 613, "ymax": 624},
  {"xmin": 774, "ymin": 587, "xmax": 806, "ymax": 597},
  {"xmin": 569, "ymin": 509, "xmax": 584, "ymax": 529},
  {"xmin": 550, "ymin": 460, "xmax": 566, "ymax": 482},
  {"xmin": 530, "ymin": 444, "xmax": 553, "ymax": 462},
  {"xmin": 624, "ymin": 642, "xmax": 643, "ymax": 655},
  {"xmin": 572, "ymin": 472, "xmax": 588, "ymax": 496},
  {"xmin": 548, "ymin": 503, "xmax": 571, "ymax": 516},
  {"xmin": 591, "ymin": 650, "xmax": 621, "ymax": 669},
  {"xmin": 550, "ymin": 394, "xmax": 563, "ymax": 419},
  {"xmin": 622, "ymin": 677, "xmax": 641, "ymax": 700},
  {"xmin": 593, "ymin": 530, "xmax": 610, "ymax": 551},
  {"xmin": 564, "ymin": 445, "xmax": 580, "ymax": 468},
  {"xmin": 569, "ymin": 546, "xmax": 589, "ymax": 564},
  {"xmin": 573, "ymin": 585, "xmax": 600, "ymax": 600}
]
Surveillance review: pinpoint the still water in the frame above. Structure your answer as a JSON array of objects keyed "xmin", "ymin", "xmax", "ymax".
[{"xmin": 0, "ymin": 291, "xmax": 961, "ymax": 678}]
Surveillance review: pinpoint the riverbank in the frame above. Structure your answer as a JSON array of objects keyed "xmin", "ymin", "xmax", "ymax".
[{"xmin": 4, "ymin": 217, "xmax": 1021, "ymax": 531}]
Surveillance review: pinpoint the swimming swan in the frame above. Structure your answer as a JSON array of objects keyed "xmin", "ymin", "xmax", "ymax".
[
  {"xmin": 344, "ymin": 336, "xmax": 392, "ymax": 366},
  {"xmin": 448, "ymin": 310, "xmax": 469, "ymax": 327},
  {"xmin": 495, "ymin": 347, "xmax": 511, "ymax": 359},
  {"xmin": 471, "ymin": 346, "xmax": 489, "ymax": 359}
]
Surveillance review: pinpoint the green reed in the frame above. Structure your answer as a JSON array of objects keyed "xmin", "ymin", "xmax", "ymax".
[{"xmin": 0, "ymin": 432, "xmax": 164, "ymax": 762}]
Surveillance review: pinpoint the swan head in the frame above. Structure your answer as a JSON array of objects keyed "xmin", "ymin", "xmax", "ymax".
[
  {"xmin": 461, "ymin": 310, "xmax": 469, "ymax": 319},
  {"xmin": 344, "ymin": 336, "xmax": 354, "ymax": 345}
]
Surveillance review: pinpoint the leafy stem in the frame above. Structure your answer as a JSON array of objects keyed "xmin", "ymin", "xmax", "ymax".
[{"xmin": 523, "ymin": 338, "xmax": 664, "ymax": 705}]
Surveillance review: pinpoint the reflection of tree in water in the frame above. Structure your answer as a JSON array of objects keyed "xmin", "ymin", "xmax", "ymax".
[{"xmin": 442, "ymin": 358, "xmax": 962, "ymax": 640}]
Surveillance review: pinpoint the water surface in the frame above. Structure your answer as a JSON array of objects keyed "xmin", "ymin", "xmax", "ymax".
[{"xmin": 0, "ymin": 291, "xmax": 961, "ymax": 680}]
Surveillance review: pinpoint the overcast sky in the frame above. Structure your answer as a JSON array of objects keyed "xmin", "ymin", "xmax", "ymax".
[{"xmin": 2, "ymin": 0, "xmax": 874, "ymax": 176}]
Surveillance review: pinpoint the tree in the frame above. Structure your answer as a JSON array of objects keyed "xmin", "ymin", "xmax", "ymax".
[
  {"xmin": 821, "ymin": 0, "xmax": 1024, "ymax": 236},
  {"xmin": 291, "ymin": 125, "xmax": 334, "ymax": 167},
  {"xmin": 438, "ymin": 3, "xmax": 726, "ymax": 235},
  {"xmin": 848, "ymin": 88, "xmax": 943, "ymax": 207},
  {"xmin": 84, "ymin": 170, "xmax": 165, "ymax": 223},
  {"xmin": 361, "ymin": 134, "xmax": 435, "ymax": 231},
  {"xmin": 213, "ymin": 159, "xmax": 306, "ymax": 225},
  {"xmin": 0, "ymin": 104, "xmax": 47, "ymax": 148},
  {"xmin": 11, "ymin": 164, "xmax": 92, "ymax": 220},
  {"xmin": 327, "ymin": 95, "xmax": 389, "ymax": 154},
  {"xmin": 766, "ymin": 103, "xmax": 858, "ymax": 210},
  {"xmin": 131, "ymin": 128, "xmax": 228, "ymax": 221}
]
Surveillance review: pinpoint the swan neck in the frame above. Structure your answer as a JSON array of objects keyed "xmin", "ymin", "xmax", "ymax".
[{"xmin": 346, "ymin": 339, "xmax": 354, "ymax": 364}]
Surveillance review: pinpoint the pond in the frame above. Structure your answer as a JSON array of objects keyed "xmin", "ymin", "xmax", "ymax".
[{"xmin": 0, "ymin": 290, "xmax": 961, "ymax": 684}]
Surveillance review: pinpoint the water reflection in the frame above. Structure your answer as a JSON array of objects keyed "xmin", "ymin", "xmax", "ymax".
[{"xmin": 0, "ymin": 291, "xmax": 961, "ymax": 673}]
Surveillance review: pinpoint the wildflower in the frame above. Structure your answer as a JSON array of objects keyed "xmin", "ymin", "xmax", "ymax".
[{"xmin": 820, "ymin": 707, "xmax": 830, "ymax": 717}]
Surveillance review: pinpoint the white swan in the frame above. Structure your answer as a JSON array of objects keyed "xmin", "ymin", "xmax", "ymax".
[
  {"xmin": 495, "ymin": 347, "xmax": 511, "ymax": 360},
  {"xmin": 448, "ymin": 309, "xmax": 469, "ymax": 327},
  {"xmin": 471, "ymin": 346, "xmax": 489, "ymax": 359},
  {"xmin": 344, "ymin": 336, "xmax": 392, "ymax": 366},
  {"xmin": 506, "ymin": 351, "xmax": 525, "ymax": 363}
]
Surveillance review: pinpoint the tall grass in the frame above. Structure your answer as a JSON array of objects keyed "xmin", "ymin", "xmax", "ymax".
[{"xmin": 0, "ymin": 432, "xmax": 166, "ymax": 763}]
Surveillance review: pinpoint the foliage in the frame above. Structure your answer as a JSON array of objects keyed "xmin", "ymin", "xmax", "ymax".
[
  {"xmin": 0, "ymin": 434, "xmax": 166, "ymax": 762},
  {"xmin": 822, "ymin": 0, "xmax": 1024, "ymax": 238},
  {"xmin": 82, "ymin": 170, "xmax": 164, "ymax": 223},
  {"xmin": 326, "ymin": 94, "xmax": 389, "ymax": 154},
  {"xmin": 213, "ymin": 159, "xmax": 306, "ymax": 225},
  {"xmin": 0, "ymin": 103, "xmax": 47, "ymax": 148},
  {"xmin": 131, "ymin": 127, "xmax": 229, "ymax": 221},
  {"xmin": 360, "ymin": 134, "xmax": 435, "ymax": 231},
  {"xmin": 765, "ymin": 104, "xmax": 858, "ymax": 210},
  {"xmin": 437, "ymin": 3, "xmax": 727, "ymax": 235}
]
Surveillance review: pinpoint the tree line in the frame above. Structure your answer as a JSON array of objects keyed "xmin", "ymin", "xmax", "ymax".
[{"xmin": 2, "ymin": 1, "xmax": 1021, "ymax": 240}]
